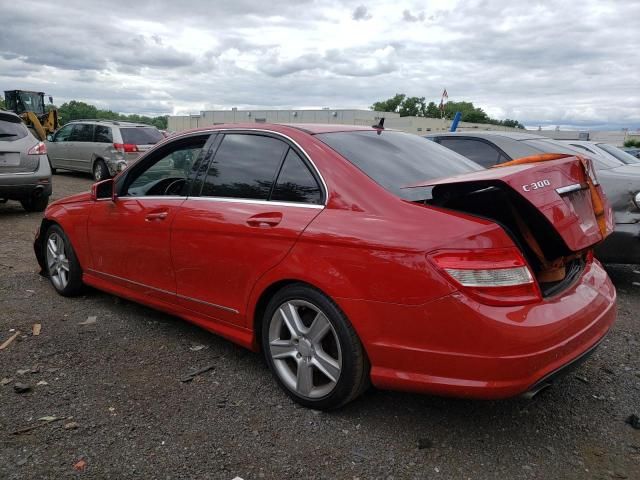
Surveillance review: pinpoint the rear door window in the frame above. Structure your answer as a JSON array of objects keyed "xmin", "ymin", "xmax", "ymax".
[
  {"xmin": 201, "ymin": 134, "xmax": 287, "ymax": 200},
  {"xmin": 438, "ymin": 138, "xmax": 503, "ymax": 167},
  {"xmin": 120, "ymin": 127, "xmax": 163, "ymax": 145},
  {"xmin": 272, "ymin": 149, "xmax": 322, "ymax": 204},
  {"xmin": 0, "ymin": 119, "xmax": 28, "ymax": 142},
  {"xmin": 69, "ymin": 124, "xmax": 94, "ymax": 142},
  {"xmin": 94, "ymin": 125, "xmax": 113, "ymax": 143}
]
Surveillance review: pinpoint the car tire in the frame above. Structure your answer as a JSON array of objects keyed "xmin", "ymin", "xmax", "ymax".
[
  {"xmin": 43, "ymin": 224, "xmax": 84, "ymax": 296},
  {"xmin": 93, "ymin": 160, "xmax": 109, "ymax": 181},
  {"xmin": 21, "ymin": 195, "xmax": 50, "ymax": 212},
  {"xmin": 262, "ymin": 283, "xmax": 369, "ymax": 410}
]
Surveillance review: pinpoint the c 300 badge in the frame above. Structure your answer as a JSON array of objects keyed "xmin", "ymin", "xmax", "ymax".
[{"xmin": 522, "ymin": 179, "xmax": 551, "ymax": 192}]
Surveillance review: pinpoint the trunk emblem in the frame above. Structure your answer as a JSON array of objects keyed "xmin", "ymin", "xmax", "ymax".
[{"xmin": 522, "ymin": 179, "xmax": 551, "ymax": 192}]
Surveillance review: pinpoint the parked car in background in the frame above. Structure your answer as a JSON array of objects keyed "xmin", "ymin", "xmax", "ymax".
[
  {"xmin": 565, "ymin": 140, "xmax": 640, "ymax": 165},
  {"xmin": 425, "ymin": 131, "xmax": 640, "ymax": 264},
  {"xmin": 0, "ymin": 110, "xmax": 51, "ymax": 212},
  {"xmin": 46, "ymin": 120, "xmax": 164, "ymax": 180},
  {"xmin": 623, "ymin": 147, "xmax": 640, "ymax": 159},
  {"xmin": 35, "ymin": 124, "xmax": 615, "ymax": 409}
]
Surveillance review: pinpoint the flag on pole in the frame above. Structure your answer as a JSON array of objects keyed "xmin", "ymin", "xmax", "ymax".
[{"xmin": 439, "ymin": 89, "xmax": 448, "ymax": 116}]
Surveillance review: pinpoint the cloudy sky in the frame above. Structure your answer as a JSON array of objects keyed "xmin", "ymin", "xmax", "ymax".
[{"xmin": 1, "ymin": 0, "xmax": 638, "ymax": 129}]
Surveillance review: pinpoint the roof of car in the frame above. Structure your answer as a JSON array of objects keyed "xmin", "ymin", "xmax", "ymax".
[
  {"xmin": 425, "ymin": 130, "xmax": 547, "ymax": 141},
  {"xmin": 66, "ymin": 119, "xmax": 156, "ymax": 128},
  {"xmin": 174, "ymin": 122, "xmax": 388, "ymax": 137}
]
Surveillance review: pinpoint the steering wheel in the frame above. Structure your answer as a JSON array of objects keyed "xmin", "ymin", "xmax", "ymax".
[{"xmin": 163, "ymin": 178, "xmax": 186, "ymax": 196}]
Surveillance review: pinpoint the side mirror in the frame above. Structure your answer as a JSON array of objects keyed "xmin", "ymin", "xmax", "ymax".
[
  {"xmin": 91, "ymin": 178, "xmax": 116, "ymax": 201},
  {"xmin": 46, "ymin": 134, "xmax": 53, "ymax": 142}
]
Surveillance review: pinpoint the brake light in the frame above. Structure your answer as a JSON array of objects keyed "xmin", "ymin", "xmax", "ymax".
[
  {"xmin": 113, "ymin": 143, "xmax": 138, "ymax": 153},
  {"xmin": 428, "ymin": 247, "xmax": 542, "ymax": 306},
  {"xmin": 27, "ymin": 142, "xmax": 47, "ymax": 155}
]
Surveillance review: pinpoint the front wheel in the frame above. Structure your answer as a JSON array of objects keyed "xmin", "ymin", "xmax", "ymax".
[
  {"xmin": 44, "ymin": 225, "xmax": 84, "ymax": 296},
  {"xmin": 262, "ymin": 284, "xmax": 369, "ymax": 410}
]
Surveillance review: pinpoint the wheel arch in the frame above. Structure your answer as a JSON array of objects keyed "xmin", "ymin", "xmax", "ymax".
[
  {"xmin": 34, "ymin": 218, "xmax": 61, "ymax": 273},
  {"xmin": 249, "ymin": 277, "xmax": 370, "ymax": 363},
  {"xmin": 251, "ymin": 278, "xmax": 312, "ymax": 351}
]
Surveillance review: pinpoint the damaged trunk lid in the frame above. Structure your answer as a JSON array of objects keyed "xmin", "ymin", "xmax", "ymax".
[{"xmin": 411, "ymin": 157, "xmax": 614, "ymax": 294}]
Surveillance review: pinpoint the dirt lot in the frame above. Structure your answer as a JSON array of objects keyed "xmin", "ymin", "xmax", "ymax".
[{"xmin": 1, "ymin": 172, "xmax": 639, "ymax": 480}]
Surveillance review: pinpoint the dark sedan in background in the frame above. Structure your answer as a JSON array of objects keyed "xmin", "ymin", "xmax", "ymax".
[{"xmin": 425, "ymin": 131, "xmax": 640, "ymax": 264}]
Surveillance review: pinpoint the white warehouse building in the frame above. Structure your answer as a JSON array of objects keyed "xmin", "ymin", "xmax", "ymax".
[
  {"xmin": 168, "ymin": 108, "xmax": 524, "ymax": 135},
  {"xmin": 168, "ymin": 109, "xmax": 637, "ymax": 145}
]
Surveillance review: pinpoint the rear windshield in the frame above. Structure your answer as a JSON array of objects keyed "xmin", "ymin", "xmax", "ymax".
[
  {"xmin": 120, "ymin": 127, "xmax": 163, "ymax": 145},
  {"xmin": 0, "ymin": 119, "xmax": 28, "ymax": 142},
  {"xmin": 523, "ymin": 138, "xmax": 622, "ymax": 169},
  {"xmin": 597, "ymin": 143, "xmax": 640, "ymax": 165},
  {"xmin": 316, "ymin": 130, "xmax": 482, "ymax": 200}
]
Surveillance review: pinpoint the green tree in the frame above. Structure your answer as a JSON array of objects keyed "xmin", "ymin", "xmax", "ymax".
[
  {"xmin": 425, "ymin": 101, "xmax": 440, "ymax": 118},
  {"xmin": 443, "ymin": 101, "xmax": 490, "ymax": 123},
  {"xmin": 55, "ymin": 100, "xmax": 168, "ymax": 130},
  {"xmin": 399, "ymin": 96, "xmax": 427, "ymax": 117},
  {"xmin": 371, "ymin": 93, "xmax": 406, "ymax": 113},
  {"xmin": 500, "ymin": 118, "xmax": 525, "ymax": 129},
  {"xmin": 0, "ymin": 95, "xmax": 5, "ymax": 110},
  {"xmin": 370, "ymin": 93, "xmax": 525, "ymax": 128}
]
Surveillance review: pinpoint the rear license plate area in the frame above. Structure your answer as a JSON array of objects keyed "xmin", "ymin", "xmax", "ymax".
[{"xmin": 0, "ymin": 153, "xmax": 20, "ymax": 166}]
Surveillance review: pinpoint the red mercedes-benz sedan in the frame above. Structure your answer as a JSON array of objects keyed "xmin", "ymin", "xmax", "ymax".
[{"xmin": 34, "ymin": 123, "xmax": 616, "ymax": 409}]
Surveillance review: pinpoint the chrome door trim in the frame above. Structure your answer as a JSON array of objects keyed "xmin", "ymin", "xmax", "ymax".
[
  {"xmin": 116, "ymin": 195, "xmax": 324, "ymax": 209},
  {"xmin": 186, "ymin": 196, "xmax": 324, "ymax": 209},
  {"xmin": 86, "ymin": 268, "xmax": 239, "ymax": 314}
]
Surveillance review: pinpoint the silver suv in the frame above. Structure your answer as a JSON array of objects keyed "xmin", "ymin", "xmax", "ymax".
[
  {"xmin": 0, "ymin": 110, "xmax": 52, "ymax": 212},
  {"xmin": 46, "ymin": 120, "xmax": 164, "ymax": 180}
]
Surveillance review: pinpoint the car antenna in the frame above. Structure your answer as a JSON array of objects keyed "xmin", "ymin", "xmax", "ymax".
[{"xmin": 372, "ymin": 117, "xmax": 385, "ymax": 129}]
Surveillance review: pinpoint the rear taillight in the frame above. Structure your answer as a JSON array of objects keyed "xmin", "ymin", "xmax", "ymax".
[
  {"xmin": 27, "ymin": 142, "xmax": 47, "ymax": 155},
  {"xmin": 113, "ymin": 143, "xmax": 138, "ymax": 153},
  {"xmin": 428, "ymin": 247, "xmax": 542, "ymax": 306}
]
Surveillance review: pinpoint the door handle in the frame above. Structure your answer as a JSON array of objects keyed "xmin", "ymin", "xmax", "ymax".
[
  {"xmin": 246, "ymin": 212, "xmax": 282, "ymax": 228},
  {"xmin": 145, "ymin": 211, "xmax": 168, "ymax": 221}
]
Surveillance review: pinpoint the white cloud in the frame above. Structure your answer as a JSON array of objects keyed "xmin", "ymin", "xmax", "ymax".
[{"xmin": 0, "ymin": 0, "xmax": 637, "ymax": 129}]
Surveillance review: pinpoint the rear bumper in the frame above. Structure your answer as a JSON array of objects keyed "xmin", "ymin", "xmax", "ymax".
[
  {"xmin": 596, "ymin": 223, "xmax": 640, "ymax": 264},
  {"xmin": 338, "ymin": 259, "xmax": 616, "ymax": 399},
  {"xmin": 0, "ymin": 178, "xmax": 52, "ymax": 200},
  {"xmin": 0, "ymin": 155, "xmax": 51, "ymax": 200}
]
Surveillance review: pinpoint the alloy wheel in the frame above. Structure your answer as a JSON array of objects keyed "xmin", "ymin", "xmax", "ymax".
[
  {"xmin": 46, "ymin": 232, "xmax": 70, "ymax": 290},
  {"xmin": 93, "ymin": 163, "xmax": 103, "ymax": 181},
  {"xmin": 268, "ymin": 299, "xmax": 342, "ymax": 399}
]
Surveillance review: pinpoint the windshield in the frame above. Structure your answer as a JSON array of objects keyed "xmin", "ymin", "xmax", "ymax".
[
  {"xmin": 522, "ymin": 138, "xmax": 623, "ymax": 169},
  {"xmin": 597, "ymin": 143, "xmax": 640, "ymax": 165},
  {"xmin": 120, "ymin": 127, "xmax": 164, "ymax": 145},
  {"xmin": 18, "ymin": 92, "xmax": 44, "ymax": 114},
  {"xmin": 315, "ymin": 130, "xmax": 482, "ymax": 200},
  {"xmin": 0, "ymin": 118, "xmax": 28, "ymax": 141}
]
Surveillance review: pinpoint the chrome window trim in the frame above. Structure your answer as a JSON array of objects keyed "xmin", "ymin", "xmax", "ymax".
[
  {"xmin": 116, "ymin": 195, "xmax": 185, "ymax": 201},
  {"xmin": 169, "ymin": 127, "xmax": 329, "ymax": 206},
  {"xmin": 86, "ymin": 268, "xmax": 239, "ymax": 314},
  {"xmin": 187, "ymin": 196, "xmax": 324, "ymax": 209},
  {"xmin": 115, "ymin": 195, "xmax": 323, "ymax": 209},
  {"xmin": 555, "ymin": 183, "xmax": 584, "ymax": 195}
]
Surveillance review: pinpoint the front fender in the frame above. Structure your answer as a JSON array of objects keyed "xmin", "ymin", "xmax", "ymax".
[{"xmin": 38, "ymin": 202, "xmax": 92, "ymax": 271}]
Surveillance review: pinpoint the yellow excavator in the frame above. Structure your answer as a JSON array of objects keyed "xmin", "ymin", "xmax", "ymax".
[{"xmin": 3, "ymin": 90, "xmax": 59, "ymax": 141}]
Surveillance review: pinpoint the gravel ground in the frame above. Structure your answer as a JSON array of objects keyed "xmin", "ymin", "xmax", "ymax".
[{"xmin": 1, "ymin": 172, "xmax": 639, "ymax": 480}]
